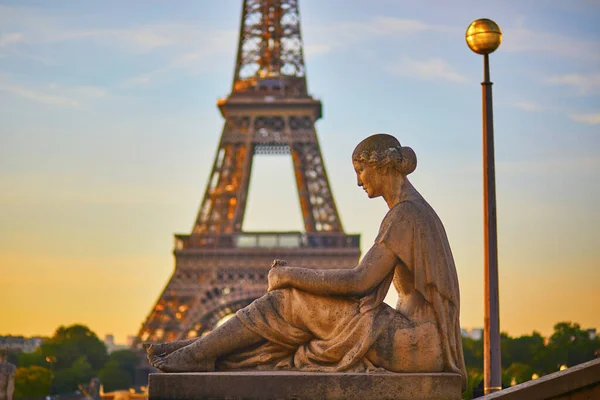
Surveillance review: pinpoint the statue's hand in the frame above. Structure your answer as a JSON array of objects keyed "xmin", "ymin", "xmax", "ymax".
[{"xmin": 268, "ymin": 267, "xmax": 288, "ymax": 292}]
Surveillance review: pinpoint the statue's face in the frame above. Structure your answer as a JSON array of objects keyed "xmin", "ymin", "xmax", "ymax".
[{"xmin": 353, "ymin": 161, "xmax": 382, "ymax": 199}]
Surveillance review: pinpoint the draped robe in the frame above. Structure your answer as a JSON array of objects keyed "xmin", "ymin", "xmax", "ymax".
[{"xmin": 219, "ymin": 186, "xmax": 467, "ymax": 389}]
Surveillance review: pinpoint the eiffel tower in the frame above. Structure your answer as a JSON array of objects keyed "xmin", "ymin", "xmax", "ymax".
[{"xmin": 136, "ymin": 0, "xmax": 360, "ymax": 345}]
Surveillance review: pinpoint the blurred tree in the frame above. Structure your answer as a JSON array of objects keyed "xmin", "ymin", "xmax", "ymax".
[
  {"xmin": 16, "ymin": 351, "xmax": 46, "ymax": 368},
  {"xmin": 501, "ymin": 331, "xmax": 546, "ymax": 371},
  {"xmin": 462, "ymin": 321, "xmax": 600, "ymax": 395},
  {"xmin": 503, "ymin": 362, "xmax": 535, "ymax": 386},
  {"xmin": 6, "ymin": 352, "xmax": 19, "ymax": 366},
  {"xmin": 463, "ymin": 369, "xmax": 483, "ymax": 400},
  {"xmin": 17, "ymin": 324, "xmax": 108, "ymax": 393},
  {"xmin": 52, "ymin": 355, "xmax": 94, "ymax": 394},
  {"xmin": 13, "ymin": 366, "xmax": 52, "ymax": 398},
  {"xmin": 99, "ymin": 360, "xmax": 132, "ymax": 391},
  {"xmin": 543, "ymin": 322, "xmax": 600, "ymax": 373},
  {"xmin": 462, "ymin": 336, "xmax": 483, "ymax": 371},
  {"xmin": 108, "ymin": 350, "xmax": 139, "ymax": 380},
  {"xmin": 40, "ymin": 324, "xmax": 108, "ymax": 372}
]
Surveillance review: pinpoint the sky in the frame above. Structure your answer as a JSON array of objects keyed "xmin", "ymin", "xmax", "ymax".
[{"xmin": 0, "ymin": 0, "xmax": 599, "ymax": 344}]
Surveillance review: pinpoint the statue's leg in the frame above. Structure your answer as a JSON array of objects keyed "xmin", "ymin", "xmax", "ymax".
[
  {"xmin": 143, "ymin": 338, "xmax": 198, "ymax": 357},
  {"xmin": 152, "ymin": 315, "xmax": 265, "ymax": 373}
]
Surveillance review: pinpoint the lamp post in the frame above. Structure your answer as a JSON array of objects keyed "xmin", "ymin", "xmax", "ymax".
[{"xmin": 466, "ymin": 18, "xmax": 503, "ymax": 395}]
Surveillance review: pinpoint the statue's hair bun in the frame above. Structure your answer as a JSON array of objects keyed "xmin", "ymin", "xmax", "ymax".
[{"xmin": 399, "ymin": 146, "xmax": 417, "ymax": 175}]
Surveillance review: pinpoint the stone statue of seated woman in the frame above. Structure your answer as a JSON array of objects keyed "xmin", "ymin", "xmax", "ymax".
[{"xmin": 145, "ymin": 134, "xmax": 467, "ymax": 390}]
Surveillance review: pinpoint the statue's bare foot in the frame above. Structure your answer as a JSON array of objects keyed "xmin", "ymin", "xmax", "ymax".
[
  {"xmin": 148, "ymin": 353, "xmax": 182, "ymax": 369},
  {"xmin": 148, "ymin": 354, "xmax": 164, "ymax": 368},
  {"xmin": 152, "ymin": 347, "xmax": 215, "ymax": 373},
  {"xmin": 143, "ymin": 340, "xmax": 194, "ymax": 357}
]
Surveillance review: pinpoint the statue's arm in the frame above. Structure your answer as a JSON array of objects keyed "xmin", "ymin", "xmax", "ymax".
[{"xmin": 269, "ymin": 242, "xmax": 397, "ymax": 296}]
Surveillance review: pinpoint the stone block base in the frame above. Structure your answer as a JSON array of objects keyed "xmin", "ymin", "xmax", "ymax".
[{"xmin": 148, "ymin": 371, "xmax": 462, "ymax": 400}]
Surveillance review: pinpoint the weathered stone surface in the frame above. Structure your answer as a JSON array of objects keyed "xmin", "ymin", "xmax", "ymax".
[
  {"xmin": 477, "ymin": 358, "xmax": 600, "ymax": 400},
  {"xmin": 146, "ymin": 135, "xmax": 466, "ymax": 392},
  {"xmin": 149, "ymin": 371, "xmax": 462, "ymax": 400}
]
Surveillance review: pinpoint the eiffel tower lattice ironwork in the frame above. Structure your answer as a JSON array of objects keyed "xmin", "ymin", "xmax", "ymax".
[{"xmin": 136, "ymin": 0, "xmax": 360, "ymax": 345}]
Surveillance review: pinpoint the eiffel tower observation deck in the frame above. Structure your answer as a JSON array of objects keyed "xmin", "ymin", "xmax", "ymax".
[{"xmin": 136, "ymin": 0, "xmax": 361, "ymax": 345}]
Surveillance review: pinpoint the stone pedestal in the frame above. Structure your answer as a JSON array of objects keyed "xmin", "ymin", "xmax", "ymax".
[{"xmin": 148, "ymin": 371, "xmax": 462, "ymax": 400}]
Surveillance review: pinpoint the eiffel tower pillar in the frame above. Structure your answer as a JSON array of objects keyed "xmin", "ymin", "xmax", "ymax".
[{"xmin": 136, "ymin": 0, "xmax": 360, "ymax": 345}]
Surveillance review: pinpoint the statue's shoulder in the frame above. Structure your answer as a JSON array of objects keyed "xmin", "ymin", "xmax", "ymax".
[
  {"xmin": 385, "ymin": 199, "xmax": 424, "ymax": 221},
  {"xmin": 378, "ymin": 201, "xmax": 419, "ymax": 237},
  {"xmin": 381, "ymin": 199, "xmax": 439, "ymax": 237}
]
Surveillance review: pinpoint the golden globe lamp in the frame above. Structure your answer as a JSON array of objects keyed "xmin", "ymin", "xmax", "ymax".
[{"xmin": 466, "ymin": 18, "xmax": 502, "ymax": 55}]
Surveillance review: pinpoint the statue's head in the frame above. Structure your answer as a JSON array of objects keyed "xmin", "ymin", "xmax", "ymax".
[
  {"xmin": 0, "ymin": 348, "xmax": 7, "ymax": 362},
  {"xmin": 352, "ymin": 133, "xmax": 417, "ymax": 176}
]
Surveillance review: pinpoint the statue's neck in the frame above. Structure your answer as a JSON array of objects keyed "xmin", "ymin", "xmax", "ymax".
[{"xmin": 385, "ymin": 178, "xmax": 416, "ymax": 209}]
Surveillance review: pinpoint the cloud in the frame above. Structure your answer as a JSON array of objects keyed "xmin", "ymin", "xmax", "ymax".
[
  {"xmin": 0, "ymin": 32, "xmax": 23, "ymax": 47},
  {"xmin": 120, "ymin": 48, "xmax": 228, "ymax": 88},
  {"xmin": 498, "ymin": 156, "xmax": 600, "ymax": 175},
  {"xmin": 387, "ymin": 57, "xmax": 467, "ymax": 83},
  {"xmin": 569, "ymin": 113, "xmax": 600, "ymax": 125},
  {"xmin": 304, "ymin": 17, "xmax": 454, "ymax": 56},
  {"xmin": 0, "ymin": 5, "xmax": 63, "ymax": 45},
  {"xmin": 120, "ymin": 67, "xmax": 172, "ymax": 88},
  {"xmin": 304, "ymin": 43, "xmax": 333, "ymax": 57},
  {"xmin": 13, "ymin": 20, "xmax": 236, "ymax": 57},
  {"xmin": 170, "ymin": 48, "xmax": 226, "ymax": 69},
  {"xmin": 0, "ymin": 5, "xmax": 236, "ymax": 57},
  {"xmin": 75, "ymin": 86, "xmax": 108, "ymax": 98},
  {"xmin": 119, "ymin": 29, "xmax": 235, "ymax": 86},
  {"xmin": 0, "ymin": 6, "xmax": 454, "ymax": 88},
  {"xmin": 122, "ymin": 74, "xmax": 153, "ymax": 87},
  {"xmin": 514, "ymin": 101, "xmax": 543, "ymax": 112},
  {"xmin": 0, "ymin": 4, "xmax": 237, "ymax": 88},
  {"xmin": 545, "ymin": 73, "xmax": 600, "ymax": 95},
  {"xmin": 0, "ymin": 83, "xmax": 81, "ymax": 108},
  {"xmin": 305, "ymin": 15, "xmax": 599, "ymax": 64},
  {"xmin": 0, "ymin": 76, "xmax": 108, "ymax": 108},
  {"xmin": 501, "ymin": 20, "xmax": 600, "ymax": 62},
  {"xmin": 360, "ymin": 17, "xmax": 452, "ymax": 36},
  {"xmin": 52, "ymin": 27, "xmax": 184, "ymax": 53}
]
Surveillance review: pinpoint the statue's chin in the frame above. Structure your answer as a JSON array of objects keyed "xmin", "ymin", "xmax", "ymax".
[{"xmin": 363, "ymin": 188, "xmax": 380, "ymax": 198}]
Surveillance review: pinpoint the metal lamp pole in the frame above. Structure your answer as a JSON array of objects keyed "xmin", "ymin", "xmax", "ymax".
[{"xmin": 466, "ymin": 18, "xmax": 503, "ymax": 395}]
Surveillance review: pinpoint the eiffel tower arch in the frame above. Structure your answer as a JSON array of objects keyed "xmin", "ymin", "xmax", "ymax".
[{"xmin": 136, "ymin": 0, "xmax": 361, "ymax": 345}]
